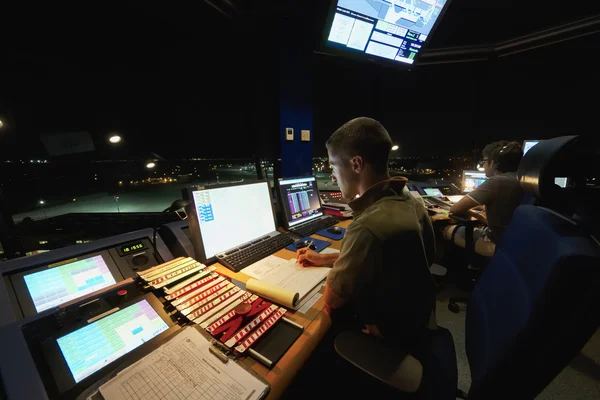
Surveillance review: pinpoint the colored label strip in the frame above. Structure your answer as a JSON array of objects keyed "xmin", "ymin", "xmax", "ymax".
[
  {"xmin": 206, "ymin": 295, "xmax": 258, "ymax": 333},
  {"xmin": 165, "ymin": 267, "xmax": 217, "ymax": 300},
  {"xmin": 185, "ymin": 287, "xmax": 240, "ymax": 319},
  {"xmin": 153, "ymin": 265, "xmax": 206, "ymax": 289},
  {"xmin": 180, "ymin": 284, "xmax": 235, "ymax": 316},
  {"xmin": 138, "ymin": 257, "xmax": 185, "ymax": 278},
  {"xmin": 224, "ymin": 304, "xmax": 278, "ymax": 348},
  {"xmin": 140, "ymin": 258, "xmax": 193, "ymax": 281},
  {"xmin": 150, "ymin": 262, "xmax": 202, "ymax": 285},
  {"xmin": 175, "ymin": 278, "xmax": 228, "ymax": 309},
  {"xmin": 164, "ymin": 269, "xmax": 217, "ymax": 299},
  {"xmin": 193, "ymin": 290, "xmax": 247, "ymax": 324},
  {"xmin": 201, "ymin": 294, "xmax": 256, "ymax": 329},
  {"xmin": 234, "ymin": 308, "xmax": 287, "ymax": 353}
]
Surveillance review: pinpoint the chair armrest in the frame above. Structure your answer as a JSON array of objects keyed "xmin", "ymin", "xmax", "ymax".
[
  {"xmin": 334, "ymin": 331, "xmax": 423, "ymax": 393},
  {"xmin": 449, "ymin": 213, "xmax": 478, "ymax": 226}
]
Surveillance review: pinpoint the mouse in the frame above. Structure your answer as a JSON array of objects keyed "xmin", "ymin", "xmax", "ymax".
[
  {"xmin": 295, "ymin": 240, "xmax": 316, "ymax": 250},
  {"xmin": 327, "ymin": 226, "xmax": 342, "ymax": 234}
]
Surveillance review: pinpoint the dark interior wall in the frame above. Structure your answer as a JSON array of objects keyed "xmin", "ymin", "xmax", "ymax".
[{"xmin": 312, "ymin": 32, "xmax": 599, "ymax": 157}]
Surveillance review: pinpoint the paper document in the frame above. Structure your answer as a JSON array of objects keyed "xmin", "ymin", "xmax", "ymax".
[
  {"xmin": 243, "ymin": 255, "xmax": 287, "ymax": 280},
  {"xmin": 99, "ymin": 327, "xmax": 268, "ymax": 400},
  {"xmin": 261, "ymin": 259, "xmax": 329, "ymax": 300},
  {"xmin": 320, "ymin": 247, "xmax": 340, "ymax": 255}
]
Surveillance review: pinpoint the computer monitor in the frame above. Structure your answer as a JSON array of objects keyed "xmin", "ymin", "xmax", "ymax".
[
  {"xmin": 20, "ymin": 254, "xmax": 120, "ymax": 314},
  {"xmin": 423, "ymin": 188, "xmax": 444, "ymax": 197},
  {"xmin": 184, "ymin": 181, "xmax": 278, "ymax": 263},
  {"xmin": 523, "ymin": 140, "xmax": 541, "ymax": 156},
  {"xmin": 462, "ymin": 171, "xmax": 488, "ymax": 193},
  {"xmin": 323, "ymin": 0, "xmax": 452, "ymax": 66},
  {"xmin": 56, "ymin": 299, "xmax": 169, "ymax": 383},
  {"xmin": 277, "ymin": 176, "xmax": 323, "ymax": 229},
  {"xmin": 555, "ymin": 177, "xmax": 568, "ymax": 188}
]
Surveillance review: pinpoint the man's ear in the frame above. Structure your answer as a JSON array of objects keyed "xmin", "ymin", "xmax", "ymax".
[{"xmin": 350, "ymin": 156, "xmax": 364, "ymax": 174}]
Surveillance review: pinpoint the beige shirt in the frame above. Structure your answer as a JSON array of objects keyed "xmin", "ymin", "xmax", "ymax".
[{"xmin": 327, "ymin": 177, "xmax": 436, "ymax": 343}]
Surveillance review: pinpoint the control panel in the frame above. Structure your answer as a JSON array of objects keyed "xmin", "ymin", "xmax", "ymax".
[
  {"xmin": 320, "ymin": 190, "xmax": 346, "ymax": 204},
  {"xmin": 0, "ymin": 228, "xmax": 173, "ymax": 326}
]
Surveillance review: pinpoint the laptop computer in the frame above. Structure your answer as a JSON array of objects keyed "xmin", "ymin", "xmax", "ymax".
[
  {"xmin": 462, "ymin": 170, "xmax": 488, "ymax": 194},
  {"xmin": 276, "ymin": 176, "xmax": 338, "ymax": 237},
  {"xmin": 183, "ymin": 181, "xmax": 293, "ymax": 272}
]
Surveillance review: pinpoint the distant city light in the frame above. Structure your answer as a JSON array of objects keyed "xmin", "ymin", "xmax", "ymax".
[
  {"xmin": 39, "ymin": 200, "xmax": 45, "ymax": 205},
  {"xmin": 391, "ymin": 145, "xmax": 399, "ymax": 151},
  {"xmin": 109, "ymin": 135, "xmax": 122, "ymax": 144},
  {"xmin": 146, "ymin": 162, "xmax": 156, "ymax": 169}
]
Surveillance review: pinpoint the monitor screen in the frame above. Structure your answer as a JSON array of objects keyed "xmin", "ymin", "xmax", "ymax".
[
  {"xmin": 325, "ymin": 0, "xmax": 450, "ymax": 65},
  {"xmin": 462, "ymin": 171, "xmax": 488, "ymax": 193},
  {"xmin": 191, "ymin": 182, "xmax": 276, "ymax": 258},
  {"xmin": 24, "ymin": 255, "xmax": 117, "ymax": 313},
  {"xmin": 555, "ymin": 177, "xmax": 568, "ymax": 188},
  {"xmin": 423, "ymin": 188, "xmax": 443, "ymax": 197},
  {"xmin": 278, "ymin": 177, "xmax": 323, "ymax": 227},
  {"xmin": 523, "ymin": 140, "xmax": 540, "ymax": 156},
  {"xmin": 57, "ymin": 299, "xmax": 169, "ymax": 383}
]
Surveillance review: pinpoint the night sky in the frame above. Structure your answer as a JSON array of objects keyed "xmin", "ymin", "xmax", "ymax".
[{"xmin": 1, "ymin": 1, "xmax": 599, "ymax": 160}]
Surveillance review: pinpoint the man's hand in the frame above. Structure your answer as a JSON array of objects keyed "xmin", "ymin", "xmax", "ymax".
[
  {"xmin": 297, "ymin": 248, "xmax": 326, "ymax": 267},
  {"xmin": 297, "ymin": 248, "xmax": 339, "ymax": 267}
]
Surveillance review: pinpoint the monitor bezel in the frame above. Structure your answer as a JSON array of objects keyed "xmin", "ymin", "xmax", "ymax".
[
  {"xmin": 182, "ymin": 180, "xmax": 278, "ymax": 265},
  {"xmin": 39, "ymin": 293, "xmax": 175, "ymax": 397},
  {"xmin": 9, "ymin": 250, "xmax": 124, "ymax": 318},
  {"xmin": 276, "ymin": 176, "xmax": 324, "ymax": 230},
  {"xmin": 321, "ymin": 0, "xmax": 454, "ymax": 68}
]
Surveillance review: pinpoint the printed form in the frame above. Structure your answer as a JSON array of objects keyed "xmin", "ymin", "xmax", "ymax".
[{"xmin": 99, "ymin": 327, "xmax": 268, "ymax": 400}]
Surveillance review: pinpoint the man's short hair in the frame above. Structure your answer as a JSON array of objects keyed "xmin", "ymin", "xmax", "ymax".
[
  {"xmin": 483, "ymin": 141, "xmax": 523, "ymax": 173},
  {"xmin": 326, "ymin": 117, "xmax": 393, "ymax": 173}
]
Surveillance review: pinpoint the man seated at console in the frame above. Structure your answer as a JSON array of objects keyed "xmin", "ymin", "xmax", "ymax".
[
  {"xmin": 444, "ymin": 141, "xmax": 524, "ymax": 252},
  {"xmin": 295, "ymin": 117, "xmax": 436, "ymax": 394}
]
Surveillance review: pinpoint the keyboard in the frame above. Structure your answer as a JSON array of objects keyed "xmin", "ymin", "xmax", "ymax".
[
  {"xmin": 218, "ymin": 234, "xmax": 294, "ymax": 272},
  {"xmin": 288, "ymin": 216, "xmax": 338, "ymax": 237}
]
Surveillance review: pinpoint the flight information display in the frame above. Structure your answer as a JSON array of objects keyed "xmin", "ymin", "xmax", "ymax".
[
  {"xmin": 278, "ymin": 177, "xmax": 323, "ymax": 227},
  {"xmin": 424, "ymin": 188, "xmax": 443, "ymax": 197},
  {"xmin": 24, "ymin": 255, "xmax": 117, "ymax": 313},
  {"xmin": 326, "ymin": 0, "xmax": 449, "ymax": 65},
  {"xmin": 57, "ymin": 299, "xmax": 169, "ymax": 383}
]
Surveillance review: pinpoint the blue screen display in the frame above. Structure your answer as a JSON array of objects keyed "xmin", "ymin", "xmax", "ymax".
[{"xmin": 326, "ymin": 0, "xmax": 449, "ymax": 65}]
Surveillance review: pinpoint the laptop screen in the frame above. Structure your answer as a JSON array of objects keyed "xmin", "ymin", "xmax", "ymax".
[
  {"xmin": 278, "ymin": 177, "xmax": 323, "ymax": 228},
  {"xmin": 462, "ymin": 171, "xmax": 488, "ymax": 193},
  {"xmin": 190, "ymin": 182, "xmax": 276, "ymax": 258}
]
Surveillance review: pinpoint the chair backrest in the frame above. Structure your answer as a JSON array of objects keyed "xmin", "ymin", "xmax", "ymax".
[{"xmin": 465, "ymin": 135, "xmax": 600, "ymax": 399}]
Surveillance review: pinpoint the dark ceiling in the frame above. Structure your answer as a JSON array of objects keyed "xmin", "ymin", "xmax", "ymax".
[{"xmin": 1, "ymin": 1, "xmax": 599, "ymax": 158}]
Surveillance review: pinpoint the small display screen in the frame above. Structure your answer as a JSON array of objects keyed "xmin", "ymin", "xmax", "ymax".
[
  {"xmin": 463, "ymin": 171, "xmax": 488, "ymax": 193},
  {"xmin": 57, "ymin": 299, "xmax": 169, "ymax": 383},
  {"xmin": 424, "ymin": 188, "xmax": 443, "ymax": 197},
  {"xmin": 121, "ymin": 242, "xmax": 145, "ymax": 254},
  {"xmin": 278, "ymin": 177, "xmax": 323, "ymax": 227},
  {"xmin": 24, "ymin": 255, "xmax": 117, "ymax": 313},
  {"xmin": 523, "ymin": 140, "xmax": 540, "ymax": 155}
]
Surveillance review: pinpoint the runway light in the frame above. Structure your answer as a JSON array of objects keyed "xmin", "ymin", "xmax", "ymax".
[
  {"xmin": 391, "ymin": 145, "xmax": 399, "ymax": 151},
  {"xmin": 146, "ymin": 162, "xmax": 156, "ymax": 169},
  {"xmin": 109, "ymin": 135, "xmax": 122, "ymax": 144}
]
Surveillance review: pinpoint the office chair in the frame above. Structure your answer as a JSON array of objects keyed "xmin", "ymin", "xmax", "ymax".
[{"xmin": 334, "ymin": 135, "xmax": 600, "ymax": 399}]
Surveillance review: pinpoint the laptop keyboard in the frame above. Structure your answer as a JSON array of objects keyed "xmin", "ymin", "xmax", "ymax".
[
  {"xmin": 218, "ymin": 234, "xmax": 294, "ymax": 272},
  {"xmin": 288, "ymin": 216, "xmax": 338, "ymax": 237}
]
